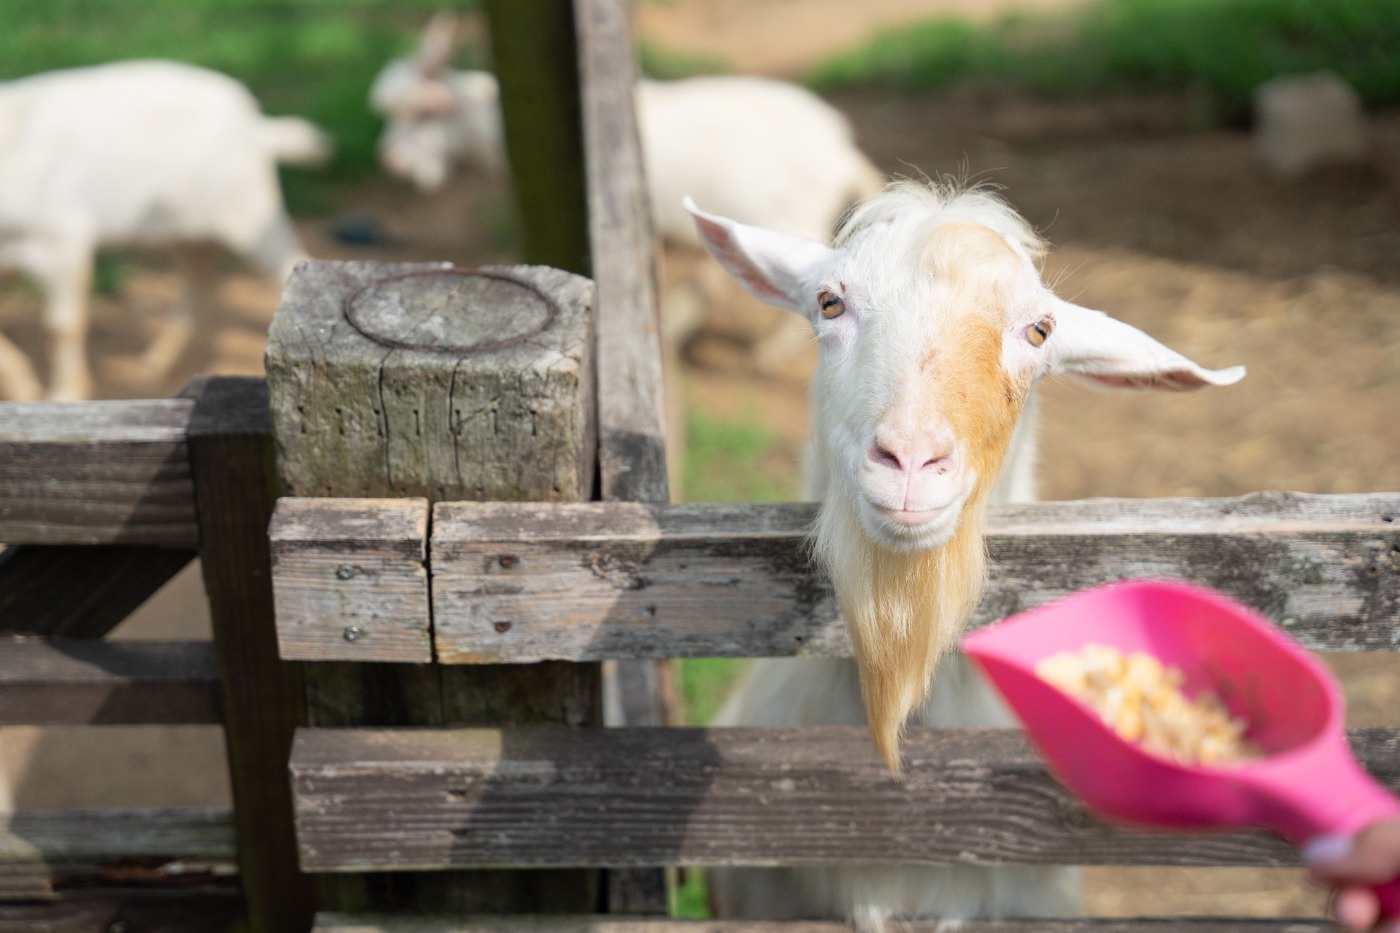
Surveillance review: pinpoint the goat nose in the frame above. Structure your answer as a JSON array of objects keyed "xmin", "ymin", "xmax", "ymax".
[{"xmin": 867, "ymin": 438, "xmax": 955, "ymax": 475}]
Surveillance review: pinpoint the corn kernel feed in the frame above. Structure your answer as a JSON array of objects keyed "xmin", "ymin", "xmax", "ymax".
[{"xmin": 1035, "ymin": 643, "xmax": 1261, "ymax": 766}]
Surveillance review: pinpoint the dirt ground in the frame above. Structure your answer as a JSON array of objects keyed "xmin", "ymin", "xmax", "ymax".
[{"xmin": 3, "ymin": 0, "xmax": 1399, "ymax": 921}]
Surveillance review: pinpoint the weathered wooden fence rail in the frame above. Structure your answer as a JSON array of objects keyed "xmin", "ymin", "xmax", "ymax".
[
  {"xmin": 269, "ymin": 493, "xmax": 1400, "ymax": 663},
  {"xmin": 0, "ymin": 807, "xmax": 236, "ymax": 899},
  {"xmin": 291, "ymin": 726, "xmax": 1400, "ymax": 872},
  {"xmin": 311, "ymin": 920, "xmax": 1334, "ymax": 933},
  {"xmin": 0, "ymin": 638, "xmax": 219, "ymax": 724},
  {"xmin": 0, "ymin": 398, "xmax": 201, "ymax": 546}
]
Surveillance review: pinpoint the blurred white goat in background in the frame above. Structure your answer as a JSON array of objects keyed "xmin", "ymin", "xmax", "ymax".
[
  {"xmin": 0, "ymin": 60, "xmax": 330, "ymax": 400},
  {"xmin": 368, "ymin": 13, "xmax": 884, "ymax": 369}
]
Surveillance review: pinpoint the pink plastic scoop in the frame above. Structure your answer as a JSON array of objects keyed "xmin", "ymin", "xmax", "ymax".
[{"xmin": 961, "ymin": 579, "xmax": 1400, "ymax": 915}]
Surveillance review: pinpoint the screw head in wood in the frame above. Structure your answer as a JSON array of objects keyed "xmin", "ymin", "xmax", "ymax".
[
  {"xmin": 336, "ymin": 564, "xmax": 355, "ymax": 580},
  {"xmin": 343, "ymin": 625, "xmax": 365, "ymax": 642}
]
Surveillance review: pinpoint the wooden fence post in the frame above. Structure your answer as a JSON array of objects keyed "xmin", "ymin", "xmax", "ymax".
[
  {"xmin": 265, "ymin": 260, "xmax": 603, "ymax": 914},
  {"xmin": 187, "ymin": 375, "xmax": 315, "ymax": 933},
  {"xmin": 482, "ymin": 0, "xmax": 591, "ymax": 277}
]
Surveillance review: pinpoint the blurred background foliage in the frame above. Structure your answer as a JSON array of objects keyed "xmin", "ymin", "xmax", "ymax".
[
  {"xmin": 809, "ymin": 0, "xmax": 1400, "ymax": 121},
  {"xmin": 7, "ymin": 0, "xmax": 1396, "ymax": 195}
]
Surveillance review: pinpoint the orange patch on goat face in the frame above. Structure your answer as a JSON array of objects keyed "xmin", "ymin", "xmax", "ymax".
[
  {"xmin": 926, "ymin": 316, "xmax": 1020, "ymax": 484},
  {"xmin": 926, "ymin": 222, "xmax": 1023, "ymax": 284}
]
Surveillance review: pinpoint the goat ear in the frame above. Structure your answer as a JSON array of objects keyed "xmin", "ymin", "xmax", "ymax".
[
  {"xmin": 417, "ymin": 11, "xmax": 458, "ymax": 77},
  {"xmin": 684, "ymin": 196, "xmax": 832, "ymax": 313},
  {"xmin": 1047, "ymin": 298, "xmax": 1245, "ymax": 391}
]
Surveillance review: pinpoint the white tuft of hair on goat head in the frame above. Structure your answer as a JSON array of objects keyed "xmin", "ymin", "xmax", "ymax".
[{"xmin": 688, "ymin": 180, "xmax": 1242, "ymax": 926}]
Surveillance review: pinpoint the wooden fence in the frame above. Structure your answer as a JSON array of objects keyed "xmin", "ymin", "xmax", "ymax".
[{"xmin": 1, "ymin": 1, "xmax": 1398, "ymax": 932}]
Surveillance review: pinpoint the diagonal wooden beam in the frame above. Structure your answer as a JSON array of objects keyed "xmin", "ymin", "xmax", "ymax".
[{"xmin": 0, "ymin": 543, "xmax": 196, "ymax": 638}]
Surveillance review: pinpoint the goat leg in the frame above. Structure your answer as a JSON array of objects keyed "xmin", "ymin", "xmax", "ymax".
[
  {"xmin": 42, "ymin": 249, "xmax": 95, "ymax": 401},
  {"xmin": 0, "ymin": 329, "xmax": 43, "ymax": 401}
]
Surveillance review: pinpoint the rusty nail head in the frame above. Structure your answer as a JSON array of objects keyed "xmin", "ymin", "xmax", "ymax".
[
  {"xmin": 494, "ymin": 621, "xmax": 512, "ymax": 634},
  {"xmin": 343, "ymin": 625, "xmax": 365, "ymax": 642},
  {"xmin": 336, "ymin": 564, "xmax": 355, "ymax": 580},
  {"xmin": 498, "ymin": 555, "xmax": 518, "ymax": 569}
]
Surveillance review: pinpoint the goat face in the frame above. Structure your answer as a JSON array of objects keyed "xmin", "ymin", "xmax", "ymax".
[
  {"xmin": 688, "ymin": 185, "xmax": 1244, "ymax": 552},
  {"xmin": 370, "ymin": 57, "xmax": 503, "ymax": 192},
  {"xmin": 814, "ymin": 217, "xmax": 1042, "ymax": 552},
  {"xmin": 689, "ymin": 183, "xmax": 1244, "ymax": 768}
]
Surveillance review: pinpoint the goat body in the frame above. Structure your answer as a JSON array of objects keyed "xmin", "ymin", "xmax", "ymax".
[
  {"xmin": 689, "ymin": 182, "xmax": 1243, "ymax": 929},
  {"xmin": 0, "ymin": 60, "xmax": 328, "ymax": 399},
  {"xmin": 371, "ymin": 62, "xmax": 883, "ymax": 247}
]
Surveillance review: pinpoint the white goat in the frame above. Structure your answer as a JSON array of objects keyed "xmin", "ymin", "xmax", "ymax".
[
  {"xmin": 0, "ymin": 60, "xmax": 330, "ymax": 400},
  {"xmin": 369, "ymin": 17, "xmax": 883, "ymax": 375},
  {"xmin": 687, "ymin": 181, "xmax": 1244, "ymax": 929},
  {"xmin": 369, "ymin": 17, "xmax": 884, "ymax": 246}
]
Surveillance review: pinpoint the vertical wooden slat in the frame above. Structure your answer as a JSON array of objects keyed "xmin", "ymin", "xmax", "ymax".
[
  {"xmin": 187, "ymin": 375, "xmax": 314, "ymax": 933},
  {"xmin": 482, "ymin": 0, "xmax": 591, "ymax": 277},
  {"xmin": 574, "ymin": 0, "xmax": 674, "ymax": 913},
  {"xmin": 575, "ymin": 0, "xmax": 669, "ymax": 506}
]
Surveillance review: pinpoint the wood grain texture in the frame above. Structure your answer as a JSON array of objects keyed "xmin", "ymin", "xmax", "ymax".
[
  {"xmin": 270, "ymin": 498, "xmax": 431, "ymax": 662},
  {"xmin": 188, "ymin": 376, "xmax": 315, "ymax": 933},
  {"xmin": 576, "ymin": 3, "xmax": 673, "ymax": 906},
  {"xmin": 0, "ymin": 638, "xmax": 219, "ymax": 724},
  {"xmin": 0, "ymin": 543, "xmax": 196, "ymax": 637},
  {"xmin": 312, "ymin": 916, "xmax": 1331, "ymax": 933},
  {"xmin": 427, "ymin": 492, "xmax": 1400, "ymax": 662},
  {"xmin": 265, "ymin": 261, "xmax": 596, "ymax": 505},
  {"xmin": 0, "ymin": 399, "xmax": 198, "ymax": 545},
  {"xmin": 267, "ymin": 259, "xmax": 606, "ymax": 910},
  {"xmin": 0, "ymin": 807, "xmax": 235, "ymax": 900},
  {"xmin": 0, "ymin": 898, "xmax": 241, "ymax": 933},
  {"xmin": 575, "ymin": 0, "xmax": 669, "ymax": 505},
  {"xmin": 290, "ymin": 725, "xmax": 1400, "ymax": 871}
]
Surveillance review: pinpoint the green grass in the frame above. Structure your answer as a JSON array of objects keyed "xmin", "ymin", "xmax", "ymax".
[
  {"xmin": 671, "ymin": 867, "xmax": 711, "ymax": 918},
  {"xmin": 808, "ymin": 0, "xmax": 1400, "ymax": 120},
  {"xmin": 671, "ymin": 405, "xmax": 797, "ymax": 917},
  {"xmin": 669, "ymin": 651, "xmax": 752, "ymax": 918},
  {"xmin": 682, "ymin": 408, "xmax": 800, "ymax": 504},
  {"xmin": 637, "ymin": 37, "xmax": 728, "ymax": 80},
  {"xmin": 0, "ymin": 0, "xmax": 487, "ymax": 212}
]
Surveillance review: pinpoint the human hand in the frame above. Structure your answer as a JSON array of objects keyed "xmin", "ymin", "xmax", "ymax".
[{"xmin": 1304, "ymin": 819, "xmax": 1400, "ymax": 931}]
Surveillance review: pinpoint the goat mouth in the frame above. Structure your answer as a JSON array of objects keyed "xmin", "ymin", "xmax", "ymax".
[{"xmin": 871, "ymin": 502, "xmax": 948, "ymax": 526}]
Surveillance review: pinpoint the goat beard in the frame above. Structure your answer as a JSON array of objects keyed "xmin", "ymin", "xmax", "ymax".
[{"xmin": 813, "ymin": 490, "xmax": 990, "ymax": 774}]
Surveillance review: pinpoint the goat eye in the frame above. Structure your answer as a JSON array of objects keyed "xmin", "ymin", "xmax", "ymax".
[
  {"xmin": 818, "ymin": 291, "xmax": 845, "ymax": 319},
  {"xmin": 1024, "ymin": 318, "xmax": 1052, "ymax": 347}
]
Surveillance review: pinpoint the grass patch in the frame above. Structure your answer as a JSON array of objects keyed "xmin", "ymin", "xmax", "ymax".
[
  {"xmin": 0, "ymin": 0, "xmax": 487, "ymax": 212},
  {"xmin": 637, "ymin": 37, "xmax": 728, "ymax": 80},
  {"xmin": 682, "ymin": 408, "xmax": 800, "ymax": 504},
  {"xmin": 676, "ymin": 656, "xmax": 749, "ymax": 728},
  {"xmin": 808, "ymin": 0, "xmax": 1400, "ymax": 119},
  {"xmin": 671, "ymin": 867, "xmax": 711, "ymax": 918},
  {"xmin": 671, "ymin": 403, "xmax": 795, "ymax": 917}
]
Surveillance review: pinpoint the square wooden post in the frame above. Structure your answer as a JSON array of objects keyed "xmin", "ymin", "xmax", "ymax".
[{"xmin": 265, "ymin": 260, "xmax": 603, "ymax": 913}]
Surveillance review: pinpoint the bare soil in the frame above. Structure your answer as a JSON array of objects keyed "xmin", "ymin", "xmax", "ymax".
[{"xmin": 3, "ymin": 0, "xmax": 1398, "ymax": 920}]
